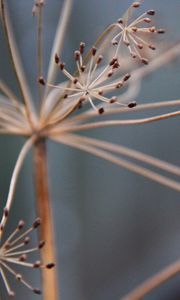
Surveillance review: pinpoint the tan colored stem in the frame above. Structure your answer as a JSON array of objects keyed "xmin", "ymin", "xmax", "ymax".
[
  {"xmin": 33, "ymin": 138, "xmax": 58, "ymax": 300},
  {"xmin": 122, "ymin": 260, "xmax": 180, "ymax": 300},
  {"xmin": 62, "ymin": 134, "xmax": 180, "ymax": 176},
  {"xmin": 0, "ymin": 0, "xmax": 35, "ymax": 124},
  {"xmin": 50, "ymin": 110, "xmax": 180, "ymax": 134},
  {"xmin": 45, "ymin": 0, "xmax": 73, "ymax": 90},
  {"xmin": 0, "ymin": 137, "xmax": 36, "ymax": 239},
  {"xmin": 36, "ymin": 1, "xmax": 44, "ymax": 105},
  {"xmin": 53, "ymin": 134, "xmax": 180, "ymax": 192}
]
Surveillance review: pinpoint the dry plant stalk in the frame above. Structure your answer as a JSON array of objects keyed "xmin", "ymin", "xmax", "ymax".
[
  {"xmin": 0, "ymin": 0, "xmax": 179, "ymax": 299},
  {"xmin": 34, "ymin": 138, "xmax": 58, "ymax": 300}
]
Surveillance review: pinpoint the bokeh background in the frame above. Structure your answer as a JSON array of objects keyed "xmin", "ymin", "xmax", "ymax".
[{"xmin": 0, "ymin": 0, "xmax": 180, "ymax": 299}]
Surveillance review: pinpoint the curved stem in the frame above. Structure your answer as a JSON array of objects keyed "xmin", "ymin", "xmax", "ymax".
[
  {"xmin": 37, "ymin": 2, "xmax": 44, "ymax": 104},
  {"xmin": 50, "ymin": 110, "xmax": 180, "ymax": 134},
  {"xmin": 64, "ymin": 99, "xmax": 180, "ymax": 125},
  {"xmin": 61, "ymin": 134, "xmax": 180, "ymax": 176},
  {"xmin": 45, "ymin": 0, "xmax": 73, "ymax": 93},
  {"xmin": 122, "ymin": 260, "xmax": 180, "ymax": 300},
  {"xmin": 0, "ymin": 137, "xmax": 36, "ymax": 238},
  {"xmin": 52, "ymin": 134, "xmax": 180, "ymax": 192},
  {"xmin": 0, "ymin": 0, "xmax": 35, "ymax": 124},
  {"xmin": 33, "ymin": 138, "xmax": 58, "ymax": 300}
]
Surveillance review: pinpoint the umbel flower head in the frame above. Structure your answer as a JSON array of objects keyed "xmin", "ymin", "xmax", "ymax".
[
  {"xmin": 0, "ymin": 212, "xmax": 54, "ymax": 297},
  {"xmin": 39, "ymin": 46, "xmax": 134, "ymax": 115},
  {"xmin": 111, "ymin": 1, "xmax": 165, "ymax": 64}
]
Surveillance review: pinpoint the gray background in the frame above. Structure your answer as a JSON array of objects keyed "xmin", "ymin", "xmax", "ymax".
[{"xmin": 0, "ymin": 0, "xmax": 180, "ymax": 299}]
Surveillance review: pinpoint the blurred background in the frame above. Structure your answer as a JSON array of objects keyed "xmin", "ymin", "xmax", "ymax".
[{"xmin": 0, "ymin": 0, "xmax": 180, "ymax": 299}]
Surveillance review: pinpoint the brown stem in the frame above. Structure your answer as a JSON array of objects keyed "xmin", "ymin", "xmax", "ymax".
[
  {"xmin": 33, "ymin": 138, "xmax": 58, "ymax": 300},
  {"xmin": 122, "ymin": 260, "xmax": 180, "ymax": 300}
]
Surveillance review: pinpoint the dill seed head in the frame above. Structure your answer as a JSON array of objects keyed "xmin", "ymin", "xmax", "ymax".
[
  {"xmin": 44, "ymin": 42, "xmax": 133, "ymax": 114},
  {"xmin": 111, "ymin": 2, "xmax": 165, "ymax": 64},
  {"xmin": 0, "ymin": 216, "xmax": 55, "ymax": 297}
]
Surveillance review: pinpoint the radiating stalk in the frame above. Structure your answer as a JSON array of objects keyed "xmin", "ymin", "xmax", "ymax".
[
  {"xmin": 37, "ymin": 1, "xmax": 44, "ymax": 105},
  {"xmin": 0, "ymin": 137, "xmax": 36, "ymax": 239},
  {"xmin": 122, "ymin": 260, "xmax": 180, "ymax": 300},
  {"xmin": 0, "ymin": 0, "xmax": 35, "ymax": 124},
  {"xmin": 33, "ymin": 138, "xmax": 58, "ymax": 300},
  {"xmin": 45, "ymin": 0, "xmax": 73, "ymax": 94}
]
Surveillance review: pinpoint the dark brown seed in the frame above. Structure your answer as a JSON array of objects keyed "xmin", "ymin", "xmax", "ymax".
[
  {"xmin": 33, "ymin": 218, "xmax": 41, "ymax": 228},
  {"xmin": 141, "ymin": 58, "xmax": 149, "ymax": 65},
  {"xmin": 33, "ymin": 261, "xmax": 41, "ymax": 268},
  {"xmin": 92, "ymin": 47, "xmax": 97, "ymax": 56},
  {"xmin": 143, "ymin": 18, "xmax": 151, "ymax": 23},
  {"xmin": 79, "ymin": 42, "xmax": 85, "ymax": 54},
  {"xmin": 110, "ymin": 96, "xmax": 117, "ymax": 104},
  {"xmin": 132, "ymin": 2, "xmax": 140, "ymax": 8},
  {"xmin": 149, "ymin": 44, "xmax": 156, "ymax": 50},
  {"xmin": 16, "ymin": 274, "xmax": 22, "ymax": 281},
  {"xmin": 33, "ymin": 288, "xmax": 42, "ymax": 295},
  {"xmin": 46, "ymin": 263, "xmax": 55, "ymax": 269},
  {"xmin": 97, "ymin": 55, "xmax": 103, "ymax": 64},
  {"xmin": 24, "ymin": 236, "xmax": 30, "ymax": 245},
  {"xmin": 123, "ymin": 74, "xmax": 131, "ymax": 81},
  {"xmin": 39, "ymin": 240, "xmax": 46, "ymax": 249},
  {"xmin": 3, "ymin": 208, "xmax": 9, "ymax": 218},
  {"xmin": 128, "ymin": 101, "xmax": 137, "ymax": 108},
  {"xmin": 147, "ymin": 10, "xmax": 155, "ymax": 16},
  {"xmin": 116, "ymin": 82, "xmax": 123, "ymax": 89},
  {"xmin": 55, "ymin": 53, "xmax": 60, "ymax": 64},
  {"xmin": 18, "ymin": 220, "xmax": 25, "ymax": 230},
  {"xmin": 74, "ymin": 50, "xmax": 80, "ymax": 61},
  {"xmin": 38, "ymin": 77, "xmax": 45, "ymax": 85},
  {"xmin": 73, "ymin": 78, "xmax": 78, "ymax": 84},
  {"xmin": 98, "ymin": 107, "xmax": 104, "ymax": 114},
  {"xmin": 118, "ymin": 18, "xmax": 123, "ymax": 24},
  {"xmin": 59, "ymin": 63, "xmax": 65, "ymax": 71},
  {"xmin": 157, "ymin": 29, "xmax": 165, "ymax": 34},
  {"xmin": 19, "ymin": 254, "xmax": 27, "ymax": 262}
]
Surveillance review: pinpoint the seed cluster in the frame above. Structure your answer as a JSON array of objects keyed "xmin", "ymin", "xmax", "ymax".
[
  {"xmin": 40, "ymin": 44, "xmax": 135, "ymax": 115},
  {"xmin": 0, "ymin": 213, "xmax": 54, "ymax": 297},
  {"xmin": 40, "ymin": 1, "xmax": 164, "ymax": 117},
  {"xmin": 112, "ymin": 2, "xmax": 165, "ymax": 64}
]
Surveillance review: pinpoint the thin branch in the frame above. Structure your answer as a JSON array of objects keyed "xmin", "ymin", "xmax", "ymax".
[
  {"xmin": 52, "ymin": 134, "xmax": 180, "ymax": 192},
  {"xmin": 0, "ymin": 0, "xmax": 36, "ymax": 124},
  {"xmin": 0, "ymin": 80, "xmax": 20, "ymax": 105},
  {"xmin": 68, "ymin": 99, "xmax": 180, "ymax": 125},
  {"xmin": 37, "ymin": 2, "xmax": 44, "ymax": 103},
  {"xmin": 63, "ymin": 134, "xmax": 180, "ymax": 176},
  {"xmin": 122, "ymin": 260, "xmax": 180, "ymax": 300},
  {"xmin": 0, "ymin": 136, "xmax": 36, "ymax": 238},
  {"xmin": 50, "ymin": 110, "xmax": 180, "ymax": 134},
  {"xmin": 44, "ymin": 0, "xmax": 73, "ymax": 96}
]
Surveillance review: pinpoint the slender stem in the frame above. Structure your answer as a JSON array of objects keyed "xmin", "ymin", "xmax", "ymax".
[
  {"xmin": 122, "ymin": 260, "xmax": 180, "ymax": 300},
  {"xmin": 63, "ymin": 134, "xmax": 180, "ymax": 176},
  {"xmin": 50, "ymin": 110, "xmax": 180, "ymax": 134},
  {"xmin": 0, "ymin": 0, "xmax": 35, "ymax": 124},
  {"xmin": 33, "ymin": 138, "xmax": 58, "ymax": 300},
  {"xmin": 37, "ymin": 3, "xmax": 43, "ymax": 103},
  {"xmin": 0, "ymin": 80, "xmax": 20, "ymax": 104},
  {"xmin": 53, "ymin": 134, "xmax": 180, "ymax": 192},
  {"xmin": 66, "ymin": 99, "xmax": 180, "ymax": 125},
  {"xmin": 0, "ymin": 137, "xmax": 36, "ymax": 239},
  {"xmin": 45, "ymin": 0, "xmax": 73, "ymax": 93}
]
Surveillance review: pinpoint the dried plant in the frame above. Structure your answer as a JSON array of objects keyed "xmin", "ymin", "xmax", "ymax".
[
  {"xmin": 0, "ymin": 215, "xmax": 54, "ymax": 296},
  {"xmin": 0, "ymin": 0, "xmax": 180, "ymax": 299}
]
